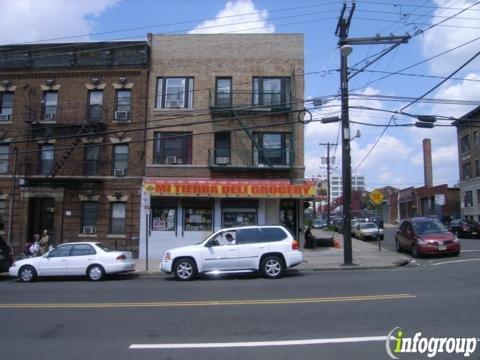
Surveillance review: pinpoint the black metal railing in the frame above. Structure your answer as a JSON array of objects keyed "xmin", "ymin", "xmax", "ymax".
[
  {"xmin": 208, "ymin": 148, "xmax": 291, "ymax": 169},
  {"xmin": 19, "ymin": 159, "xmax": 111, "ymax": 177},
  {"xmin": 208, "ymin": 90, "xmax": 292, "ymax": 112}
]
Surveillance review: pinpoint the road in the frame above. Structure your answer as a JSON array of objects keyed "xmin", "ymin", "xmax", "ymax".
[{"xmin": 1, "ymin": 246, "xmax": 480, "ymax": 360}]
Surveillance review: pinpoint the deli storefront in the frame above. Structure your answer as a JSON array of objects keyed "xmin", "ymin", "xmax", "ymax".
[{"xmin": 139, "ymin": 179, "xmax": 316, "ymax": 259}]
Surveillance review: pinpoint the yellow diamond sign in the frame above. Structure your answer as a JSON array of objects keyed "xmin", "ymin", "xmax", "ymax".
[{"xmin": 369, "ymin": 189, "xmax": 384, "ymax": 205}]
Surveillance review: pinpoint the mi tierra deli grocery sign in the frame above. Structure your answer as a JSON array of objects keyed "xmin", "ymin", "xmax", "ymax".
[{"xmin": 143, "ymin": 180, "xmax": 316, "ymax": 199}]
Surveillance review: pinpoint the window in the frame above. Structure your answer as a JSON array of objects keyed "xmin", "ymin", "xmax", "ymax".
[
  {"xmin": 151, "ymin": 207, "xmax": 176, "ymax": 231},
  {"xmin": 222, "ymin": 209, "xmax": 257, "ymax": 228},
  {"xmin": 154, "ymin": 132, "xmax": 192, "ymax": 164},
  {"xmin": 113, "ymin": 144, "xmax": 128, "ymax": 175},
  {"xmin": 0, "ymin": 144, "xmax": 8, "ymax": 174},
  {"xmin": 474, "ymin": 131, "xmax": 480, "ymax": 150},
  {"xmin": 84, "ymin": 144, "xmax": 100, "ymax": 176},
  {"xmin": 214, "ymin": 132, "xmax": 230, "ymax": 165},
  {"xmin": 215, "ymin": 77, "xmax": 232, "ymax": 107},
  {"xmin": 71, "ymin": 244, "xmax": 96, "ymax": 256},
  {"xmin": 477, "ymin": 189, "xmax": 480, "ymax": 206},
  {"xmin": 155, "ymin": 77, "xmax": 194, "ymax": 109},
  {"xmin": 110, "ymin": 202, "xmax": 126, "ymax": 234},
  {"xmin": 42, "ymin": 91, "xmax": 58, "ymax": 120},
  {"xmin": 81, "ymin": 202, "xmax": 98, "ymax": 231},
  {"xmin": 88, "ymin": 90, "xmax": 103, "ymax": 121},
  {"xmin": 184, "ymin": 208, "xmax": 212, "ymax": 231},
  {"xmin": 476, "ymin": 160, "xmax": 480, "ymax": 178},
  {"xmin": 464, "ymin": 191, "xmax": 473, "ymax": 207},
  {"xmin": 253, "ymin": 133, "xmax": 290, "ymax": 165},
  {"xmin": 39, "ymin": 144, "xmax": 54, "ymax": 175},
  {"xmin": 253, "ymin": 77, "xmax": 291, "ymax": 108},
  {"xmin": 0, "ymin": 92, "xmax": 13, "ymax": 120},
  {"xmin": 115, "ymin": 90, "xmax": 131, "ymax": 119},
  {"xmin": 0, "ymin": 200, "xmax": 5, "ymax": 232},
  {"xmin": 461, "ymin": 135, "xmax": 471, "ymax": 154},
  {"xmin": 463, "ymin": 163, "xmax": 472, "ymax": 180}
]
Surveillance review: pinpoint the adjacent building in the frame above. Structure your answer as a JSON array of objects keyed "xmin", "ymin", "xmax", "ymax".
[{"xmin": 140, "ymin": 34, "xmax": 313, "ymax": 258}]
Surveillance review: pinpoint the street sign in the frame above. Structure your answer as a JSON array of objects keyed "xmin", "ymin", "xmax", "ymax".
[{"xmin": 369, "ymin": 189, "xmax": 385, "ymax": 205}]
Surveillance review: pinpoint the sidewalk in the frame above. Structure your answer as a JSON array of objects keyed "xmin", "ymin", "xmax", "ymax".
[{"xmin": 134, "ymin": 228, "xmax": 409, "ymax": 275}]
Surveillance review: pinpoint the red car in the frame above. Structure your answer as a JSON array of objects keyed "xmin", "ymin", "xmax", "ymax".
[{"xmin": 395, "ymin": 217, "xmax": 460, "ymax": 257}]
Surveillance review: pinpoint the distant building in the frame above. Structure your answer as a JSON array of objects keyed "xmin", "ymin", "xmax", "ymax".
[{"xmin": 330, "ymin": 175, "xmax": 366, "ymax": 200}]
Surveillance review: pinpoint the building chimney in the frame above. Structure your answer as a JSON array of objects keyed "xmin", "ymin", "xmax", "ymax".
[{"xmin": 423, "ymin": 138, "xmax": 433, "ymax": 187}]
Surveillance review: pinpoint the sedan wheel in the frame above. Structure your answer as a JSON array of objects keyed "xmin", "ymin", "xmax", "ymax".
[
  {"xmin": 87, "ymin": 264, "xmax": 105, "ymax": 281},
  {"xmin": 173, "ymin": 259, "xmax": 196, "ymax": 281},
  {"xmin": 261, "ymin": 256, "xmax": 284, "ymax": 279},
  {"xmin": 19, "ymin": 265, "xmax": 36, "ymax": 283}
]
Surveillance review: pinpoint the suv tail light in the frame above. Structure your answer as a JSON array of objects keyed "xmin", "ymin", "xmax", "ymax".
[
  {"xmin": 116, "ymin": 254, "xmax": 127, "ymax": 260},
  {"xmin": 292, "ymin": 240, "xmax": 299, "ymax": 250}
]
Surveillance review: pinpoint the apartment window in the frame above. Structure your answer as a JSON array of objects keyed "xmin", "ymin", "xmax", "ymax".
[
  {"xmin": 81, "ymin": 201, "xmax": 98, "ymax": 232},
  {"xmin": 84, "ymin": 144, "xmax": 100, "ymax": 176},
  {"xmin": 214, "ymin": 132, "xmax": 230, "ymax": 165},
  {"xmin": 254, "ymin": 133, "xmax": 290, "ymax": 165},
  {"xmin": 461, "ymin": 135, "xmax": 471, "ymax": 154},
  {"xmin": 113, "ymin": 144, "xmax": 128, "ymax": 175},
  {"xmin": 0, "ymin": 144, "xmax": 8, "ymax": 174},
  {"xmin": 0, "ymin": 200, "xmax": 5, "ymax": 232},
  {"xmin": 476, "ymin": 160, "xmax": 480, "ymax": 178},
  {"xmin": 42, "ymin": 91, "xmax": 58, "ymax": 120},
  {"xmin": 115, "ymin": 90, "xmax": 131, "ymax": 120},
  {"xmin": 154, "ymin": 132, "xmax": 192, "ymax": 165},
  {"xmin": 474, "ymin": 131, "xmax": 480, "ymax": 150},
  {"xmin": 464, "ymin": 191, "xmax": 473, "ymax": 208},
  {"xmin": 463, "ymin": 163, "xmax": 472, "ymax": 180},
  {"xmin": 0, "ymin": 92, "xmax": 13, "ymax": 120},
  {"xmin": 477, "ymin": 189, "xmax": 480, "ymax": 207},
  {"xmin": 215, "ymin": 77, "xmax": 232, "ymax": 107},
  {"xmin": 253, "ymin": 77, "xmax": 291, "ymax": 108},
  {"xmin": 110, "ymin": 202, "xmax": 126, "ymax": 234},
  {"xmin": 155, "ymin": 77, "xmax": 194, "ymax": 109},
  {"xmin": 39, "ymin": 144, "xmax": 54, "ymax": 175},
  {"xmin": 88, "ymin": 90, "xmax": 103, "ymax": 121}
]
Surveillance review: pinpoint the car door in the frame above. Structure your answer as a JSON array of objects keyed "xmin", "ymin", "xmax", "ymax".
[
  {"xmin": 201, "ymin": 231, "xmax": 239, "ymax": 271},
  {"xmin": 37, "ymin": 244, "xmax": 73, "ymax": 276},
  {"xmin": 237, "ymin": 228, "xmax": 264, "ymax": 269},
  {"xmin": 67, "ymin": 244, "xmax": 97, "ymax": 275}
]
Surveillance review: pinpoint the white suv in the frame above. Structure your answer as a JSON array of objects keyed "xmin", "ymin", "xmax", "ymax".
[{"xmin": 160, "ymin": 225, "xmax": 303, "ymax": 280}]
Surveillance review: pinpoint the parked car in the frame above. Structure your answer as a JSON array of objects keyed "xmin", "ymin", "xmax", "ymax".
[
  {"xmin": 447, "ymin": 219, "xmax": 480, "ymax": 238},
  {"xmin": 312, "ymin": 218, "xmax": 327, "ymax": 229},
  {"xmin": 0, "ymin": 238, "xmax": 13, "ymax": 273},
  {"xmin": 351, "ymin": 218, "xmax": 367, "ymax": 236},
  {"xmin": 353, "ymin": 222, "xmax": 384, "ymax": 241},
  {"xmin": 394, "ymin": 217, "xmax": 460, "ymax": 257},
  {"xmin": 160, "ymin": 225, "xmax": 303, "ymax": 280},
  {"xmin": 9, "ymin": 242, "xmax": 135, "ymax": 282}
]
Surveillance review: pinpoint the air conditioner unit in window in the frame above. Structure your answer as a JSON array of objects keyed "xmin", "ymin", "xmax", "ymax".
[
  {"xmin": 165, "ymin": 156, "xmax": 177, "ymax": 164},
  {"xmin": 215, "ymin": 157, "xmax": 230, "ymax": 165},
  {"xmin": 165, "ymin": 100, "xmax": 184, "ymax": 108},
  {"xmin": 83, "ymin": 226, "xmax": 96, "ymax": 234},
  {"xmin": 114, "ymin": 111, "xmax": 130, "ymax": 120},
  {"xmin": 43, "ymin": 113, "xmax": 56, "ymax": 121},
  {"xmin": 0, "ymin": 114, "xmax": 11, "ymax": 121},
  {"xmin": 114, "ymin": 168, "xmax": 126, "ymax": 176}
]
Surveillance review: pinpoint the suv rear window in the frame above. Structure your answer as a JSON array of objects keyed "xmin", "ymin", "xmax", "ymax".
[{"xmin": 260, "ymin": 227, "xmax": 288, "ymax": 242}]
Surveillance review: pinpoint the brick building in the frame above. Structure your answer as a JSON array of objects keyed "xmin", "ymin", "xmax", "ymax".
[
  {"xmin": 140, "ymin": 34, "xmax": 313, "ymax": 259},
  {"xmin": 0, "ymin": 41, "xmax": 148, "ymax": 255}
]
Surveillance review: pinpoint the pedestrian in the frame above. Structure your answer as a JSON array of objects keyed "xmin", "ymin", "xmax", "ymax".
[
  {"xmin": 305, "ymin": 224, "xmax": 315, "ymax": 249},
  {"xmin": 39, "ymin": 230, "xmax": 49, "ymax": 255},
  {"xmin": 26, "ymin": 233, "xmax": 41, "ymax": 257}
]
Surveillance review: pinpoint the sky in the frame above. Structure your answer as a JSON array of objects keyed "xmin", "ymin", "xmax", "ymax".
[{"xmin": 1, "ymin": 0, "xmax": 479, "ymax": 191}]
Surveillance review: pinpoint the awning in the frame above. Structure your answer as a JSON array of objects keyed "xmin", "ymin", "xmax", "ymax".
[{"xmin": 143, "ymin": 179, "xmax": 316, "ymax": 199}]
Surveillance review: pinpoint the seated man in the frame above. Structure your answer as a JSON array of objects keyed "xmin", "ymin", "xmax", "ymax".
[{"xmin": 225, "ymin": 233, "xmax": 236, "ymax": 245}]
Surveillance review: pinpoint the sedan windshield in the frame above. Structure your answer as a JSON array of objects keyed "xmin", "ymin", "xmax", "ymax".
[
  {"xmin": 413, "ymin": 220, "xmax": 447, "ymax": 234},
  {"xmin": 361, "ymin": 223, "xmax": 377, "ymax": 229}
]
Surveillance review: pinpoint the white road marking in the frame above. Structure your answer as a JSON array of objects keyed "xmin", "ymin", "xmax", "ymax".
[
  {"xmin": 432, "ymin": 258, "xmax": 480, "ymax": 266},
  {"xmin": 461, "ymin": 250, "xmax": 480, "ymax": 252},
  {"xmin": 130, "ymin": 336, "xmax": 388, "ymax": 349}
]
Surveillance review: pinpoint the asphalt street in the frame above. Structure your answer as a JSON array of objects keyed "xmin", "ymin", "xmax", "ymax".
[{"xmin": 1, "ymin": 239, "xmax": 480, "ymax": 360}]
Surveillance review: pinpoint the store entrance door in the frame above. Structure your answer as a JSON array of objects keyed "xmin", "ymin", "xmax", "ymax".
[
  {"xmin": 28, "ymin": 197, "xmax": 55, "ymax": 242},
  {"xmin": 280, "ymin": 199, "xmax": 297, "ymax": 237}
]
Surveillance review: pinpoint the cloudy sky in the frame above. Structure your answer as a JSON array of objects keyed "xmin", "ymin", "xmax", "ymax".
[{"xmin": 1, "ymin": 0, "xmax": 479, "ymax": 190}]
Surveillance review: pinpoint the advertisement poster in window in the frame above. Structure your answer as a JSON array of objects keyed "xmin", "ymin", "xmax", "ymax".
[{"xmin": 153, "ymin": 218, "xmax": 166, "ymax": 231}]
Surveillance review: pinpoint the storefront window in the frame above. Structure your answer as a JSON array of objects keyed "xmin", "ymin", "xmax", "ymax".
[
  {"xmin": 152, "ymin": 207, "xmax": 176, "ymax": 231},
  {"xmin": 184, "ymin": 208, "xmax": 212, "ymax": 231},
  {"xmin": 222, "ymin": 209, "xmax": 257, "ymax": 228}
]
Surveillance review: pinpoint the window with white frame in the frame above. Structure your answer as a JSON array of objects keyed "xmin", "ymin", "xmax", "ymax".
[
  {"xmin": 155, "ymin": 77, "xmax": 194, "ymax": 109},
  {"xmin": 461, "ymin": 135, "xmax": 471, "ymax": 154},
  {"xmin": 81, "ymin": 201, "xmax": 98, "ymax": 233},
  {"xmin": 0, "ymin": 92, "xmax": 13, "ymax": 120},
  {"xmin": 464, "ymin": 191, "xmax": 473, "ymax": 208},
  {"xmin": 253, "ymin": 132, "xmax": 290, "ymax": 166},
  {"xmin": 42, "ymin": 91, "xmax": 58, "ymax": 120},
  {"xmin": 253, "ymin": 77, "xmax": 291, "ymax": 108},
  {"xmin": 115, "ymin": 90, "xmax": 131, "ymax": 119},
  {"xmin": 154, "ymin": 132, "xmax": 192, "ymax": 165},
  {"xmin": 0, "ymin": 145, "xmax": 8, "ymax": 174},
  {"xmin": 110, "ymin": 202, "xmax": 126, "ymax": 234},
  {"xmin": 113, "ymin": 144, "xmax": 128, "ymax": 175}
]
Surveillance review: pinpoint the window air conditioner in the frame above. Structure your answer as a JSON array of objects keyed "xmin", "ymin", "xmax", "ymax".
[
  {"xmin": 165, "ymin": 100, "xmax": 184, "ymax": 108},
  {"xmin": 83, "ymin": 226, "xmax": 96, "ymax": 234},
  {"xmin": 114, "ymin": 111, "xmax": 129, "ymax": 120},
  {"xmin": 165, "ymin": 156, "xmax": 177, "ymax": 164},
  {"xmin": 0, "ymin": 114, "xmax": 11, "ymax": 121},
  {"xmin": 43, "ymin": 113, "xmax": 56, "ymax": 121},
  {"xmin": 114, "ymin": 168, "xmax": 126, "ymax": 176},
  {"xmin": 216, "ymin": 157, "xmax": 230, "ymax": 165}
]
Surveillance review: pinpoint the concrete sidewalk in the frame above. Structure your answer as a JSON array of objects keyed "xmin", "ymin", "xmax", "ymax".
[{"xmin": 134, "ymin": 228, "xmax": 409, "ymax": 275}]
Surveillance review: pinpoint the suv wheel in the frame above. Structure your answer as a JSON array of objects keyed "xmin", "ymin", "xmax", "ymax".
[
  {"xmin": 173, "ymin": 258, "xmax": 197, "ymax": 281},
  {"xmin": 261, "ymin": 255, "xmax": 284, "ymax": 279}
]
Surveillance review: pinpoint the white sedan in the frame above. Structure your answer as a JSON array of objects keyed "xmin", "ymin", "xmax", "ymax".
[{"xmin": 9, "ymin": 242, "xmax": 135, "ymax": 282}]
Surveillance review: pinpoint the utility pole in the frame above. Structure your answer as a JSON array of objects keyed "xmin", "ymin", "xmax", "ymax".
[
  {"xmin": 334, "ymin": 2, "xmax": 410, "ymax": 266},
  {"xmin": 320, "ymin": 142, "xmax": 335, "ymax": 227}
]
